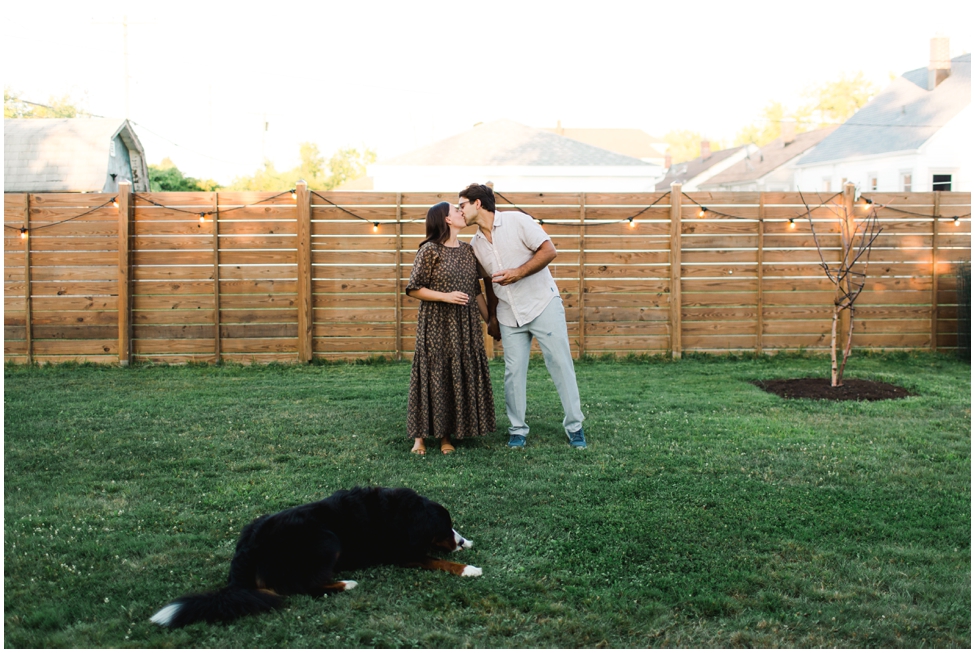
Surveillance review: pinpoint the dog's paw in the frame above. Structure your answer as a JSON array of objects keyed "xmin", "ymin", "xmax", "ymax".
[
  {"xmin": 461, "ymin": 538, "xmax": 474, "ymax": 549},
  {"xmin": 339, "ymin": 580, "xmax": 358, "ymax": 591},
  {"xmin": 461, "ymin": 565, "xmax": 482, "ymax": 577}
]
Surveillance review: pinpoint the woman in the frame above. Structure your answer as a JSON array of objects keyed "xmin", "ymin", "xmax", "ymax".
[{"xmin": 406, "ymin": 202, "xmax": 496, "ymax": 454}]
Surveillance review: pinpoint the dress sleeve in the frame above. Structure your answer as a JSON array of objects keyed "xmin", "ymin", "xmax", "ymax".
[{"xmin": 406, "ymin": 243, "xmax": 436, "ymax": 295}]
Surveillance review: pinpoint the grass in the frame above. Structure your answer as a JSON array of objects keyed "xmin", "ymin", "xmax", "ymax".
[{"xmin": 3, "ymin": 352, "xmax": 971, "ymax": 648}]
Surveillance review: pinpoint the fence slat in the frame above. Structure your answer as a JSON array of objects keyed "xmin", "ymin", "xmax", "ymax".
[
  {"xmin": 669, "ymin": 184, "xmax": 682, "ymax": 359},
  {"xmin": 118, "ymin": 182, "xmax": 132, "ymax": 366}
]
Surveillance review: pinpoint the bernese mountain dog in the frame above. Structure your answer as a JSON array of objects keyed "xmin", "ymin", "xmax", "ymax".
[{"xmin": 150, "ymin": 486, "xmax": 480, "ymax": 628}]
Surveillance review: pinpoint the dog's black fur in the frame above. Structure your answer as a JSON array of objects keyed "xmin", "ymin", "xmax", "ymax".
[{"xmin": 150, "ymin": 486, "xmax": 478, "ymax": 628}]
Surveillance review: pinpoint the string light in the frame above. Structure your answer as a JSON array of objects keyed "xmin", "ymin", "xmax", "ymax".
[
  {"xmin": 199, "ymin": 212, "xmax": 207, "ymax": 223},
  {"xmin": 112, "ymin": 197, "xmax": 119, "ymax": 209},
  {"xmin": 538, "ymin": 220, "xmax": 545, "ymax": 226},
  {"xmin": 290, "ymin": 189, "xmax": 297, "ymax": 200},
  {"xmin": 628, "ymin": 217, "xmax": 636, "ymax": 228},
  {"xmin": 953, "ymin": 216, "xmax": 960, "ymax": 226},
  {"xmin": 20, "ymin": 227, "xmax": 28, "ymax": 240},
  {"xmin": 373, "ymin": 222, "xmax": 379, "ymax": 232},
  {"xmin": 698, "ymin": 207, "xmax": 707, "ymax": 218},
  {"xmin": 789, "ymin": 218, "xmax": 796, "ymax": 229}
]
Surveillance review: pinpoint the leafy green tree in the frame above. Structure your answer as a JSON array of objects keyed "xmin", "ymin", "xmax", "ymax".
[
  {"xmin": 227, "ymin": 143, "xmax": 376, "ymax": 191},
  {"xmin": 4, "ymin": 88, "xmax": 85, "ymax": 118},
  {"xmin": 148, "ymin": 158, "xmax": 219, "ymax": 192}
]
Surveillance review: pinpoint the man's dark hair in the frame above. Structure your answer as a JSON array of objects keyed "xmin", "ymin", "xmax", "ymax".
[{"xmin": 459, "ymin": 183, "xmax": 495, "ymax": 212}]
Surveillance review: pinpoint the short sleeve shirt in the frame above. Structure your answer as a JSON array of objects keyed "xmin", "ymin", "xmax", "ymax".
[{"xmin": 470, "ymin": 211, "xmax": 560, "ymax": 327}]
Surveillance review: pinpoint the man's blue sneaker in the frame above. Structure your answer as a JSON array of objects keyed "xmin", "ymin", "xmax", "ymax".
[
  {"xmin": 567, "ymin": 428, "xmax": 587, "ymax": 449},
  {"xmin": 507, "ymin": 435, "xmax": 527, "ymax": 449}
]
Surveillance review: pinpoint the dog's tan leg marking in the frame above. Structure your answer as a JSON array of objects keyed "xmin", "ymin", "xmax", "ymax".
[{"xmin": 410, "ymin": 557, "xmax": 481, "ymax": 576}]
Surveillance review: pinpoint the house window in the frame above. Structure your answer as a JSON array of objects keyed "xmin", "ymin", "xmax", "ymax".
[
  {"xmin": 901, "ymin": 173, "xmax": 912, "ymax": 192},
  {"xmin": 867, "ymin": 173, "xmax": 878, "ymax": 191},
  {"xmin": 932, "ymin": 174, "xmax": 952, "ymax": 191},
  {"xmin": 822, "ymin": 178, "xmax": 832, "ymax": 192},
  {"xmin": 110, "ymin": 140, "xmax": 117, "ymax": 158}
]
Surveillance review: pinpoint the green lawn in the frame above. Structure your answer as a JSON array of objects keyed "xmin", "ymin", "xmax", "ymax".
[{"xmin": 3, "ymin": 353, "xmax": 970, "ymax": 648}]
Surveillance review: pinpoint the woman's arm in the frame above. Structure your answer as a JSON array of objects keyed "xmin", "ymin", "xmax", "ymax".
[
  {"xmin": 407, "ymin": 287, "xmax": 469, "ymax": 305},
  {"xmin": 475, "ymin": 293, "xmax": 489, "ymax": 321}
]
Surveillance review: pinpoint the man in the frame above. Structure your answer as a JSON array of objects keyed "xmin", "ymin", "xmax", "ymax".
[{"xmin": 458, "ymin": 183, "xmax": 586, "ymax": 450}]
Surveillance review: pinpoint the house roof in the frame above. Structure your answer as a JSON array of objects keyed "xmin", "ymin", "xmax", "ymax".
[
  {"xmin": 378, "ymin": 119, "xmax": 654, "ymax": 167},
  {"xmin": 4, "ymin": 117, "xmax": 148, "ymax": 192},
  {"xmin": 537, "ymin": 127, "xmax": 666, "ymax": 160},
  {"xmin": 705, "ymin": 127, "xmax": 838, "ymax": 185},
  {"xmin": 797, "ymin": 53, "xmax": 970, "ymax": 165},
  {"xmin": 654, "ymin": 145, "xmax": 750, "ymax": 190}
]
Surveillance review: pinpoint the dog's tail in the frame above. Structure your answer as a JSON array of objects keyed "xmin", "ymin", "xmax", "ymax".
[{"xmin": 150, "ymin": 586, "xmax": 283, "ymax": 628}]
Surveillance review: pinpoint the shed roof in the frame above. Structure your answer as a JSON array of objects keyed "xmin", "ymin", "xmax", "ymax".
[
  {"xmin": 706, "ymin": 127, "xmax": 837, "ymax": 185},
  {"xmin": 4, "ymin": 118, "xmax": 149, "ymax": 192},
  {"xmin": 797, "ymin": 54, "xmax": 970, "ymax": 165},
  {"xmin": 378, "ymin": 119, "xmax": 655, "ymax": 167},
  {"xmin": 654, "ymin": 145, "xmax": 750, "ymax": 190}
]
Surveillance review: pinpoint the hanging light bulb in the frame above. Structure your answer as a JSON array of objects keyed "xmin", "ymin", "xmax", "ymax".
[
  {"xmin": 112, "ymin": 197, "xmax": 119, "ymax": 209},
  {"xmin": 698, "ymin": 207, "xmax": 707, "ymax": 218},
  {"xmin": 953, "ymin": 216, "xmax": 960, "ymax": 226},
  {"xmin": 290, "ymin": 189, "xmax": 297, "ymax": 200},
  {"xmin": 199, "ymin": 212, "xmax": 207, "ymax": 223},
  {"xmin": 789, "ymin": 218, "xmax": 796, "ymax": 229},
  {"xmin": 20, "ymin": 227, "xmax": 28, "ymax": 240},
  {"xmin": 373, "ymin": 222, "xmax": 379, "ymax": 232},
  {"xmin": 628, "ymin": 217, "xmax": 636, "ymax": 228}
]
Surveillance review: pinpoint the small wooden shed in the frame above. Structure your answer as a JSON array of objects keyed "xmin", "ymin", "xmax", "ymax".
[{"xmin": 3, "ymin": 118, "xmax": 150, "ymax": 193}]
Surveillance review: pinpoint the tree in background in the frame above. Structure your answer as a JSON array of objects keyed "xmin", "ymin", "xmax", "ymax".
[
  {"xmin": 733, "ymin": 72, "xmax": 878, "ymax": 147},
  {"xmin": 4, "ymin": 88, "xmax": 86, "ymax": 118},
  {"xmin": 228, "ymin": 143, "xmax": 377, "ymax": 191},
  {"xmin": 148, "ymin": 158, "xmax": 219, "ymax": 192},
  {"xmin": 663, "ymin": 130, "xmax": 726, "ymax": 165}
]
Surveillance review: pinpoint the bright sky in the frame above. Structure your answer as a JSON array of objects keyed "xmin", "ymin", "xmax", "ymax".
[{"xmin": 5, "ymin": 0, "xmax": 972, "ymax": 185}]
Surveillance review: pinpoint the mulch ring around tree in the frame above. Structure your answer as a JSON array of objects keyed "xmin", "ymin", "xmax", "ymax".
[{"xmin": 753, "ymin": 377, "xmax": 915, "ymax": 401}]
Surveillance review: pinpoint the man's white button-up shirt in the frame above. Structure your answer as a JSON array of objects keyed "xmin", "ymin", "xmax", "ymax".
[{"xmin": 470, "ymin": 211, "xmax": 560, "ymax": 328}]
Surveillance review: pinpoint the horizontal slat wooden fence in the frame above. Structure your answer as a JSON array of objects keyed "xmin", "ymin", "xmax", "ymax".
[{"xmin": 4, "ymin": 183, "xmax": 970, "ymax": 364}]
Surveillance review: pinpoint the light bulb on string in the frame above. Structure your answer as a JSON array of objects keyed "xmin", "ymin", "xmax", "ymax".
[
  {"xmin": 112, "ymin": 197, "xmax": 119, "ymax": 209},
  {"xmin": 953, "ymin": 216, "xmax": 960, "ymax": 226},
  {"xmin": 789, "ymin": 218, "xmax": 796, "ymax": 229},
  {"xmin": 373, "ymin": 222, "xmax": 379, "ymax": 233},
  {"xmin": 628, "ymin": 217, "xmax": 636, "ymax": 228},
  {"xmin": 698, "ymin": 207, "xmax": 707, "ymax": 218},
  {"xmin": 290, "ymin": 189, "xmax": 297, "ymax": 200},
  {"xmin": 199, "ymin": 213, "xmax": 207, "ymax": 223},
  {"xmin": 20, "ymin": 227, "xmax": 28, "ymax": 240}
]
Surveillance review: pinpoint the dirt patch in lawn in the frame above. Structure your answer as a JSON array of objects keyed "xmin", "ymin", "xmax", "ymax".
[{"xmin": 753, "ymin": 377, "xmax": 914, "ymax": 401}]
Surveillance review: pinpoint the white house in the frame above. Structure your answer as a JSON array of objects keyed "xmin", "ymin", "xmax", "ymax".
[
  {"xmin": 366, "ymin": 119, "xmax": 663, "ymax": 192},
  {"xmin": 698, "ymin": 126, "xmax": 837, "ymax": 192},
  {"xmin": 654, "ymin": 142, "xmax": 759, "ymax": 191},
  {"xmin": 794, "ymin": 40, "xmax": 970, "ymax": 193},
  {"xmin": 4, "ymin": 118, "xmax": 150, "ymax": 193}
]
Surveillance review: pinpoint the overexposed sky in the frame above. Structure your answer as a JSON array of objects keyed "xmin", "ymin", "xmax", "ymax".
[{"xmin": 4, "ymin": 0, "xmax": 972, "ymax": 184}]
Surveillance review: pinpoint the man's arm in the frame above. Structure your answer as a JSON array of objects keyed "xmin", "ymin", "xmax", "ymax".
[
  {"xmin": 491, "ymin": 240, "xmax": 557, "ymax": 286},
  {"xmin": 478, "ymin": 262, "xmax": 501, "ymax": 341}
]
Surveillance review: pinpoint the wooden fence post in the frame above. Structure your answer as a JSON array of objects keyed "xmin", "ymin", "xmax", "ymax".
[
  {"xmin": 395, "ymin": 193, "xmax": 403, "ymax": 361},
  {"xmin": 23, "ymin": 194, "xmax": 33, "ymax": 364},
  {"xmin": 212, "ymin": 191, "xmax": 221, "ymax": 363},
  {"xmin": 669, "ymin": 183, "xmax": 683, "ymax": 359},
  {"xmin": 931, "ymin": 191, "xmax": 941, "ymax": 351},
  {"xmin": 756, "ymin": 194, "xmax": 765, "ymax": 354},
  {"xmin": 296, "ymin": 181, "xmax": 312, "ymax": 362},
  {"xmin": 578, "ymin": 192, "xmax": 587, "ymax": 359},
  {"xmin": 117, "ymin": 181, "xmax": 132, "ymax": 366}
]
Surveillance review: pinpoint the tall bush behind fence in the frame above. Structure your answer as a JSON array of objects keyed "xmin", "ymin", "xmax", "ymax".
[{"xmin": 3, "ymin": 183, "xmax": 970, "ymax": 365}]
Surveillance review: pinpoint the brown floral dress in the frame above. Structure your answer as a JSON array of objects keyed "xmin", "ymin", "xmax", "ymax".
[{"xmin": 406, "ymin": 241, "xmax": 496, "ymax": 440}]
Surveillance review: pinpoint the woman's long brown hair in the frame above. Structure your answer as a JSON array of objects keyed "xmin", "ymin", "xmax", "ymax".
[{"xmin": 418, "ymin": 201, "xmax": 452, "ymax": 249}]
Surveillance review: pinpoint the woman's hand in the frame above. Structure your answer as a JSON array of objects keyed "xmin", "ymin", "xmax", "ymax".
[{"xmin": 440, "ymin": 291, "xmax": 470, "ymax": 305}]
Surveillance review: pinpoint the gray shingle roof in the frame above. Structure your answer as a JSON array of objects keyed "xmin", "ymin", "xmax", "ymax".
[
  {"xmin": 378, "ymin": 119, "xmax": 654, "ymax": 167},
  {"xmin": 4, "ymin": 118, "xmax": 149, "ymax": 192},
  {"xmin": 797, "ymin": 54, "xmax": 970, "ymax": 165}
]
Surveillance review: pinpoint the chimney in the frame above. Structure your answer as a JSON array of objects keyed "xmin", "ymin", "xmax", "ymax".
[
  {"xmin": 664, "ymin": 153, "xmax": 672, "ymax": 169},
  {"xmin": 700, "ymin": 140, "xmax": 711, "ymax": 158},
  {"xmin": 928, "ymin": 36, "xmax": 951, "ymax": 90},
  {"xmin": 781, "ymin": 120, "xmax": 797, "ymax": 145}
]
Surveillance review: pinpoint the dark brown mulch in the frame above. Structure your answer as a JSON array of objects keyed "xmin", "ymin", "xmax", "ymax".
[{"xmin": 753, "ymin": 377, "xmax": 914, "ymax": 401}]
